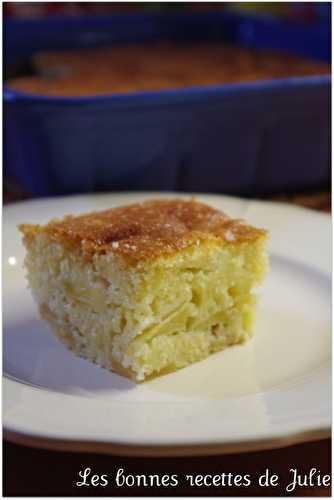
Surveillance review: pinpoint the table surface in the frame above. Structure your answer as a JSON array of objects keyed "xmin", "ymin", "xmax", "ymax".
[
  {"xmin": 3, "ymin": 439, "xmax": 331, "ymax": 496},
  {"xmin": 3, "ymin": 186, "xmax": 331, "ymax": 497}
]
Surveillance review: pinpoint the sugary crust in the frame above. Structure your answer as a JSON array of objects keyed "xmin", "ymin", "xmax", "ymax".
[{"xmin": 19, "ymin": 199, "xmax": 267, "ymax": 263}]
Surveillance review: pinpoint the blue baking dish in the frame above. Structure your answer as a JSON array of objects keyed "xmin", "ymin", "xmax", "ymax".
[{"xmin": 4, "ymin": 11, "xmax": 331, "ymax": 197}]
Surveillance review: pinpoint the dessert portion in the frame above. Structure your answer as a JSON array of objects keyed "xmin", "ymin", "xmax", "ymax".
[
  {"xmin": 7, "ymin": 43, "xmax": 330, "ymax": 97},
  {"xmin": 19, "ymin": 199, "xmax": 268, "ymax": 382}
]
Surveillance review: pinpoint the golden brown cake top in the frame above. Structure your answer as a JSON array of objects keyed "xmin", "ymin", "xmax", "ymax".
[
  {"xmin": 7, "ymin": 43, "xmax": 330, "ymax": 97},
  {"xmin": 19, "ymin": 199, "xmax": 267, "ymax": 263}
]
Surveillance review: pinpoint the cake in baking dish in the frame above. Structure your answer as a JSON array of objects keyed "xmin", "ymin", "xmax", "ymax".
[
  {"xmin": 19, "ymin": 199, "xmax": 268, "ymax": 382},
  {"xmin": 7, "ymin": 43, "xmax": 330, "ymax": 97}
]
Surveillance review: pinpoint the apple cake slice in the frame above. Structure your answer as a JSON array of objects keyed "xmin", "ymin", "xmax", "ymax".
[{"xmin": 19, "ymin": 199, "xmax": 268, "ymax": 382}]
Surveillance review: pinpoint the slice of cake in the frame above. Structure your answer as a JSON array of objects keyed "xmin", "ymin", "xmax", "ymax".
[{"xmin": 19, "ymin": 199, "xmax": 268, "ymax": 382}]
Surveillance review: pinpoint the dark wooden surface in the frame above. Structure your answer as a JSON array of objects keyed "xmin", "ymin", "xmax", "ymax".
[
  {"xmin": 3, "ymin": 439, "xmax": 331, "ymax": 496},
  {"xmin": 3, "ymin": 186, "xmax": 331, "ymax": 497}
]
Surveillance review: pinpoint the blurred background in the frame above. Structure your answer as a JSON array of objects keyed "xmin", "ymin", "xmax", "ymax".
[
  {"xmin": 3, "ymin": 2, "xmax": 332, "ymax": 20},
  {"xmin": 3, "ymin": 2, "xmax": 331, "ymax": 210}
]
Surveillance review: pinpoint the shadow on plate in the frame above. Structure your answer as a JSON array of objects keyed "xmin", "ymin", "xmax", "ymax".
[{"xmin": 3, "ymin": 318, "xmax": 135, "ymax": 395}]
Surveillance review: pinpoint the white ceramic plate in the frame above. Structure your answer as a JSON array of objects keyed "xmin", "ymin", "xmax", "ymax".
[{"xmin": 3, "ymin": 192, "xmax": 331, "ymax": 456}]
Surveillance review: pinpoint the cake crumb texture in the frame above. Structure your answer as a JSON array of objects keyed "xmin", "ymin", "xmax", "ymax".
[{"xmin": 19, "ymin": 198, "xmax": 268, "ymax": 381}]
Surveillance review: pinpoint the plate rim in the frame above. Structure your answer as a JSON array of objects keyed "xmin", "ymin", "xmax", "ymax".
[
  {"xmin": 3, "ymin": 189, "xmax": 331, "ymax": 216},
  {"xmin": 4, "ymin": 428, "xmax": 331, "ymax": 457}
]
